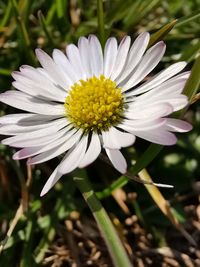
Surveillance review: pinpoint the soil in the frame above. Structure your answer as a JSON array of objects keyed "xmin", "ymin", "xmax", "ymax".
[{"xmin": 42, "ymin": 192, "xmax": 200, "ymax": 267}]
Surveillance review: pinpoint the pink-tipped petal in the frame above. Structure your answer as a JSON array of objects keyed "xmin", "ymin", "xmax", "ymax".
[
  {"xmin": 165, "ymin": 118, "xmax": 193, "ymax": 132},
  {"xmin": 13, "ymin": 146, "xmax": 42, "ymax": 160},
  {"xmin": 135, "ymin": 129, "xmax": 177, "ymax": 145}
]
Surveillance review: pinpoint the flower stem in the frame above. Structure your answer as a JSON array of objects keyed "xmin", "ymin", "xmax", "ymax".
[
  {"xmin": 97, "ymin": 0, "xmax": 105, "ymax": 47},
  {"xmin": 73, "ymin": 176, "xmax": 132, "ymax": 267}
]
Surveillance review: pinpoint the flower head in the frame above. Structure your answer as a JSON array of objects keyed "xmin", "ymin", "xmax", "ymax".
[{"xmin": 0, "ymin": 33, "xmax": 192, "ymax": 195}]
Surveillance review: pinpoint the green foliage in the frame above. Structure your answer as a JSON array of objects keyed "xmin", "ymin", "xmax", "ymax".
[{"xmin": 0, "ymin": 0, "xmax": 200, "ymax": 266}]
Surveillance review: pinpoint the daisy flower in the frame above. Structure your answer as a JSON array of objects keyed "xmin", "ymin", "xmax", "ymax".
[{"xmin": 0, "ymin": 33, "xmax": 192, "ymax": 196}]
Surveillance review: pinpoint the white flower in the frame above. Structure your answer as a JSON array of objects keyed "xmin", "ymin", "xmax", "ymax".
[{"xmin": 0, "ymin": 33, "xmax": 192, "ymax": 195}]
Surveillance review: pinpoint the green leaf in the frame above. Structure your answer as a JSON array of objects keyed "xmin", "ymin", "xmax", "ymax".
[{"xmin": 148, "ymin": 20, "xmax": 177, "ymax": 47}]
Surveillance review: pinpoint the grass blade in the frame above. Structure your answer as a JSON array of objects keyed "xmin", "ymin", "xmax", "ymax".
[
  {"xmin": 183, "ymin": 55, "xmax": 200, "ymax": 102},
  {"xmin": 175, "ymin": 10, "xmax": 200, "ymax": 27},
  {"xmin": 138, "ymin": 169, "xmax": 196, "ymax": 245},
  {"xmin": 38, "ymin": 10, "xmax": 55, "ymax": 46}
]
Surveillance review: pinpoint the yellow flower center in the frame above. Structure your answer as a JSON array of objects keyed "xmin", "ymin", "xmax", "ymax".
[{"xmin": 64, "ymin": 75, "xmax": 124, "ymax": 132}]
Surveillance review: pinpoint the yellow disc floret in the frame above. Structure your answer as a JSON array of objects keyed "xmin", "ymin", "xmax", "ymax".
[{"xmin": 64, "ymin": 75, "xmax": 124, "ymax": 132}]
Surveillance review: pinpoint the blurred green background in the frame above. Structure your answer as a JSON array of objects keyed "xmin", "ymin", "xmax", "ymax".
[{"xmin": 0, "ymin": 0, "xmax": 200, "ymax": 266}]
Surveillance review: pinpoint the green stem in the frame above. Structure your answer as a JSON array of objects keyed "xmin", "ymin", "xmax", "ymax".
[
  {"xmin": 97, "ymin": 0, "xmax": 105, "ymax": 47},
  {"xmin": 74, "ymin": 176, "xmax": 132, "ymax": 267},
  {"xmin": 97, "ymin": 144, "xmax": 163, "ymax": 199},
  {"xmin": 96, "ymin": 176, "xmax": 128, "ymax": 199}
]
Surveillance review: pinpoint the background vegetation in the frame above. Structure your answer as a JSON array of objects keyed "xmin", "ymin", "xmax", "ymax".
[{"xmin": 0, "ymin": 0, "xmax": 200, "ymax": 266}]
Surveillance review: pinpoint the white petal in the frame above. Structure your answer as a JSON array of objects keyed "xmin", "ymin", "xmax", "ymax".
[
  {"xmin": 15, "ymin": 65, "xmax": 66, "ymax": 100},
  {"xmin": 3, "ymin": 125, "xmax": 70, "ymax": 147},
  {"xmin": 120, "ymin": 118, "xmax": 166, "ymax": 131},
  {"xmin": 13, "ymin": 128, "xmax": 78, "ymax": 160},
  {"xmin": 35, "ymin": 49, "xmax": 68, "ymax": 89},
  {"xmin": 125, "ymin": 62, "xmax": 187, "ymax": 95},
  {"xmin": 78, "ymin": 37, "xmax": 92, "ymax": 78},
  {"xmin": 102, "ymin": 130, "xmax": 119, "ymax": 149},
  {"xmin": 40, "ymin": 167, "xmax": 62, "ymax": 196},
  {"xmin": 122, "ymin": 41, "xmax": 166, "ymax": 91},
  {"xmin": 13, "ymin": 81, "xmax": 65, "ymax": 102},
  {"xmin": 79, "ymin": 133, "xmax": 101, "ymax": 168},
  {"xmin": 109, "ymin": 127, "xmax": 135, "ymax": 148},
  {"xmin": 58, "ymin": 135, "xmax": 88, "ymax": 174},
  {"xmin": 132, "ymin": 95, "xmax": 188, "ymax": 112},
  {"xmin": 0, "ymin": 113, "xmax": 58, "ymax": 125},
  {"xmin": 103, "ymin": 37, "xmax": 118, "ymax": 78},
  {"xmin": 89, "ymin": 35, "xmax": 103, "ymax": 76},
  {"xmin": 127, "ymin": 77, "xmax": 188, "ymax": 103},
  {"xmin": 27, "ymin": 130, "xmax": 83, "ymax": 164},
  {"xmin": 0, "ymin": 117, "xmax": 66, "ymax": 135},
  {"xmin": 110, "ymin": 36, "xmax": 131, "ymax": 81},
  {"xmin": 102, "ymin": 127, "xmax": 135, "ymax": 149},
  {"xmin": 52, "ymin": 49, "xmax": 79, "ymax": 84},
  {"xmin": 0, "ymin": 91, "xmax": 64, "ymax": 115},
  {"xmin": 0, "ymin": 124, "xmax": 44, "ymax": 136},
  {"xmin": 105, "ymin": 149, "xmax": 127, "ymax": 174},
  {"xmin": 66, "ymin": 44, "xmax": 85, "ymax": 79},
  {"xmin": 40, "ymin": 137, "xmax": 89, "ymax": 196},
  {"xmin": 148, "ymin": 79, "xmax": 187, "ymax": 98},
  {"xmin": 116, "ymin": 32, "xmax": 150, "ymax": 84},
  {"xmin": 125, "ymin": 103, "xmax": 173, "ymax": 120},
  {"xmin": 165, "ymin": 118, "xmax": 192, "ymax": 132},
  {"xmin": 165, "ymin": 96, "xmax": 188, "ymax": 111}
]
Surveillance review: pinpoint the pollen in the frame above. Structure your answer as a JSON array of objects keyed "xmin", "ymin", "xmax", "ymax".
[{"xmin": 64, "ymin": 75, "xmax": 124, "ymax": 132}]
